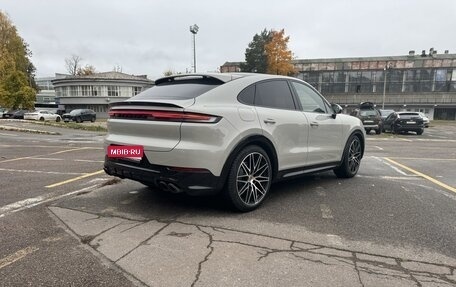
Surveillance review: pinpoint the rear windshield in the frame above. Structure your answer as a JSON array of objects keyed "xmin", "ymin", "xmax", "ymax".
[
  {"xmin": 380, "ymin": 110, "xmax": 394, "ymax": 116},
  {"xmin": 132, "ymin": 78, "xmax": 223, "ymax": 100},
  {"xmin": 70, "ymin": 109, "xmax": 82, "ymax": 115},
  {"xmin": 360, "ymin": 110, "xmax": 378, "ymax": 116},
  {"xmin": 399, "ymin": 113, "xmax": 420, "ymax": 119}
]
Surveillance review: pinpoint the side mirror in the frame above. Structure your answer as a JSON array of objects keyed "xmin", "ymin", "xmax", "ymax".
[{"xmin": 331, "ymin": 103, "xmax": 343, "ymax": 118}]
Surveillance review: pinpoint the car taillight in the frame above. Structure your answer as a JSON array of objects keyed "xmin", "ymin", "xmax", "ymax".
[{"xmin": 108, "ymin": 109, "xmax": 221, "ymax": 123}]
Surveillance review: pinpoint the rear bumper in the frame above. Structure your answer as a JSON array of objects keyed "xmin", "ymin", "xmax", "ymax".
[
  {"xmin": 394, "ymin": 125, "xmax": 424, "ymax": 132},
  {"xmin": 104, "ymin": 156, "xmax": 222, "ymax": 196}
]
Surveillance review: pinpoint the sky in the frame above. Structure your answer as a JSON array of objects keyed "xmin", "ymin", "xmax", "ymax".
[{"xmin": 2, "ymin": 0, "xmax": 456, "ymax": 80}]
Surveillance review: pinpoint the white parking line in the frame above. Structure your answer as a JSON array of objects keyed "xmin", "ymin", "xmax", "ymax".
[
  {"xmin": 74, "ymin": 159, "xmax": 104, "ymax": 163},
  {"xmin": 0, "ymin": 246, "xmax": 39, "ymax": 269},
  {"xmin": 0, "ymin": 133, "xmax": 17, "ymax": 136},
  {"xmin": 31, "ymin": 158, "xmax": 63, "ymax": 161},
  {"xmin": 371, "ymin": 156, "xmax": 408, "ymax": 176},
  {"xmin": 373, "ymin": 146, "xmax": 384, "ymax": 151},
  {"xmin": 0, "ymin": 184, "xmax": 99, "ymax": 218},
  {"xmin": 0, "ymin": 168, "xmax": 84, "ymax": 176}
]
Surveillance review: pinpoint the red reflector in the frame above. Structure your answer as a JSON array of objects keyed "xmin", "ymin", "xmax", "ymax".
[{"xmin": 107, "ymin": 145, "xmax": 144, "ymax": 158}]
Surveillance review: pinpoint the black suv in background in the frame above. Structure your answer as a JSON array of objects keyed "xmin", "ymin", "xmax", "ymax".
[
  {"xmin": 62, "ymin": 109, "xmax": 96, "ymax": 123},
  {"xmin": 350, "ymin": 102, "xmax": 383, "ymax": 134}
]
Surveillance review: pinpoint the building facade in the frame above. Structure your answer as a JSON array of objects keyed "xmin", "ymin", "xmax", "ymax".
[
  {"xmin": 220, "ymin": 50, "xmax": 456, "ymax": 120},
  {"xmin": 35, "ymin": 76, "xmax": 58, "ymax": 104},
  {"xmin": 52, "ymin": 72, "xmax": 154, "ymax": 118}
]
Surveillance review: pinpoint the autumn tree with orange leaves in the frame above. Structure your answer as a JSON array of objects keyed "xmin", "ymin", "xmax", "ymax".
[{"xmin": 264, "ymin": 29, "xmax": 295, "ymax": 76}]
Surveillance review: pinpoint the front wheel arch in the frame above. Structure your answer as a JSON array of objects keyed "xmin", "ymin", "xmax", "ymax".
[{"xmin": 334, "ymin": 130, "xmax": 364, "ymax": 178}]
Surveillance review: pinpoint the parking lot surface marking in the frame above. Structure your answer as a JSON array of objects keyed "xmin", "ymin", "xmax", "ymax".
[
  {"xmin": 389, "ymin": 157, "xmax": 456, "ymax": 162},
  {"xmin": 45, "ymin": 170, "xmax": 105, "ymax": 188},
  {"xmin": 0, "ymin": 246, "xmax": 39, "ymax": 270},
  {"xmin": 0, "ymin": 147, "xmax": 99, "ymax": 164},
  {"xmin": 0, "ymin": 167, "xmax": 85, "ymax": 176},
  {"xmin": 384, "ymin": 157, "xmax": 456, "ymax": 194},
  {"xmin": 0, "ymin": 184, "xmax": 99, "ymax": 218}
]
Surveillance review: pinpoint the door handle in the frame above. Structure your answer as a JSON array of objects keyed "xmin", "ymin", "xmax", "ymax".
[
  {"xmin": 310, "ymin": 122, "xmax": 319, "ymax": 127},
  {"xmin": 263, "ymin": 119, "xmax": 276, "ymax": 124}
]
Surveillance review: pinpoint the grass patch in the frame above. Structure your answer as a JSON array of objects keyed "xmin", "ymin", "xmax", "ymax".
[{"xmin": 30, "ymin": 120, "xmax": 107, "ymax": 132}]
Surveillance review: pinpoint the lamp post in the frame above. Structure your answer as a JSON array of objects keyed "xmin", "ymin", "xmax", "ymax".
[
  {"xmin": 382, "ymin": 63, "xmax": 392, "ymax": 109},
  {"xmin": 189, "ymin": 24, "xmax": 199, "ymax": 73}
]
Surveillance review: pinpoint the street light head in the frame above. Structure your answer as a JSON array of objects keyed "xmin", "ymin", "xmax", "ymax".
[{"xmin": 190, "ymin": 24, "xmax": 199, "ymax": 34}]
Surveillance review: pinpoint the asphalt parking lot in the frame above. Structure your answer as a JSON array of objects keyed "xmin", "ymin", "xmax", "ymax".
[{"xmin": 1, "ymin": 119, "xmax": 456, "ymax": 286}]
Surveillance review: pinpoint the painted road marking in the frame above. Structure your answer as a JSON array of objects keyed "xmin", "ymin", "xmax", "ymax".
[
  {"xmin": 320, "ymin": 204, "xmax": 333, "ymax": 219},
  {"xmin": 373, "ymin": 146, "xmax": 384, "ymax": 151},
  {"xmin": 388, "ymin": 157, "xmax": 456, "ymax": 161},
  {"xmin": 372, "ymin": 156, "xmax": 408, "ymax": 176},
  {"xmin": 0, "ymin": 168, "xmax": 84, "ymax": 176},
  {"xmin": 0, "ymin": 246, "xmax": 39, "ymax": 269},
  {"xmin": 30, "ymin": 157, "xmax": 63, "ymax": 161},
  {"xmin": 0, "ymin": 133, "xmax": 18, "ymax": 136},
  {"xmin": 45, "ymin": 170, "xmax": 105, "ymax": 188},
  {"xmin": 0, "ymin": 184, "xmax": 99, "ymax": 218},
  {"xmin": 0, "ymin": 147, "xmax": 97, "ymax": 164},
  {"xmin": 384, "ymin": 157, "xmax": 456, "ymax": 194},
  {"xmin": 74, "ymin": 159, "xmax": 104, "ymax": 163}
]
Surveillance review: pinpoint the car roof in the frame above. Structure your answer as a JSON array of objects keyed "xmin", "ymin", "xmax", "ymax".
[{"xmin": 154, "ymin": 73, "xmax": 295, "ymax": 85}]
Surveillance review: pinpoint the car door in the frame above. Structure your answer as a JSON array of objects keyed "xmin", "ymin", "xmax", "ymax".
[
  {"xmin": 254, "ymin": 80, "xmax": 309, "ymax": 171},
  {"xmin": 384, "ymin": 113, "xmax": 396, "ymax": 131},
  {"xmin": 290, "ymin": 81, "xmax": 343, "ymax": 166}
]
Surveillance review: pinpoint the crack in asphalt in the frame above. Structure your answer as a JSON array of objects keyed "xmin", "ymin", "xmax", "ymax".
[
  {"xmin": 191, "ymin": 226, "xmax": 215, "ymax": 287},
  {"xmin": 50, "ymin": 206, "xmax": 456, "ymax": 287},
  {"xmin": 114, "ymin": 222, "xmax": 171, "ymax": 264}
]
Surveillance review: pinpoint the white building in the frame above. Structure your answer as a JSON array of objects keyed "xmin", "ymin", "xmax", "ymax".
[{"xmin": 52, "ymin": 72, "xmax": 154, "ymax": 118}]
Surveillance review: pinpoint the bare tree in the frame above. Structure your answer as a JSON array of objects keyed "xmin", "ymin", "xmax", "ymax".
[
  {"xmin": 65, "ymin": 55, "xmax": 82, "ymax": 75},
  {"xmin": 77, "ymin": 64, "xmax": 96, "ymax": 76}
]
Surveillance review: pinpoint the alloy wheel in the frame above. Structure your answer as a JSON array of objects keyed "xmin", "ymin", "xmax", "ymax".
[
  {"xmin": 348, "ymin": 137, "xmax": 362, "ymax": 173},
  {"xmin": 236, "ymin": 152, "xmax": 271, "ymax": 206}
]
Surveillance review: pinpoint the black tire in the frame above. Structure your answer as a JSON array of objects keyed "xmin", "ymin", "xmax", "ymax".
[
  {"xmin": 224, "ymin": 145, "xmax": 272, "ymax": 212},
  {"xmin": 91, "ymin": 116, "xmax": 96, "ymax": 123},
  {"xmin": 365, "ymin": 129, "xmax": 371, "ymax": 134},
  {"xmin": 391, "ymin": 126, "xmax": 396, "ymax": 134},
  {"xmin": 416, "ymin": 129, "xmax": 423, "ymax": 135},
  {"xmin": 334, "ymin": 134, "xmax": 362, "ymax": 178},
  {"xmin": 39, "ymin": 117, "xmax": 45, "ymax": 121},
  {"xmin": 56, "ymin": 117, "xmax": 61, "ymax": 122},
  {"xmin": 375, "ymin": 128, "xmax": 381, "ymax": 135},
  {"xmin": 76, "ymin": 116, "xmax": 82, "ymax": 123}
]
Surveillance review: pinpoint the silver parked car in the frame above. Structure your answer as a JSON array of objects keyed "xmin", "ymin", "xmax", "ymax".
[{"xmin": 104, "ymin": 73, "xmax": 365, "ymax": 211}]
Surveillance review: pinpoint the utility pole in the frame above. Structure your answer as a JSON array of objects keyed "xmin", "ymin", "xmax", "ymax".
[{"xmin": 189, "ymin": 24, "xmax": 199, "ymax": 73}]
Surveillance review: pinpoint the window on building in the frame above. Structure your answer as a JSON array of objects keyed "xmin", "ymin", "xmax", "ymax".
[
  {"xmin": 81, "ymin": 86, "xmax": 90, "ymax": 96},
  {"xmin": 107, "ymin": 86, "xmax": 119, "ymax": 97},
  {"xmin": 92, "ymin": 86, "xmax": 101, "ymax": 96},
  {"xmin": 133, "ymin": 87, "xmax": 142, "ymax": 96},
  {"xmin": 70, "ymin": 86, "xmax": 78, "ymax": 96}
]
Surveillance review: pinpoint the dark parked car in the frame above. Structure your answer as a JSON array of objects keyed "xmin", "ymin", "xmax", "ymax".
[
  {"xmin": 379, "ymin": 109, "xmax": 395, "ymax": 121},
  {"xmin": 383, "ymin": 112, "xmax": 424, "ymax": 135},
  {"xmin": 350, "ymin": 102, "xmax": 383, "ymax": 134},
  {"xmin": 2, "ymin": 109, "xmax": 30, "ymax": 119},
  {"xmin": 62, "ymin": 109, "xmax": 96, "ymax": 123}
]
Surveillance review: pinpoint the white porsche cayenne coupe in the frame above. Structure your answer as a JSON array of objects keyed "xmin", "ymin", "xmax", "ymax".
[{"xmin": 104, "ymin": 73, "xmax": 365, "ymax": 211}]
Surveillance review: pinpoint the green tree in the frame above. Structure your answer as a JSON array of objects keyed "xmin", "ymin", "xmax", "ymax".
[
  {"xmin": 0, "ymin": 11, "xmax": 36, "ymax": 108},
  {"xmin": 240, "ymin": 29, "xmax": 271, "ymax": 73},
  {"xmin": 0, "ymin": 70, "xmax": 35, "ymax": 109},
  {"xmin": 264, "ymin": 29, "xmax": 295, "ymax": 76}
]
